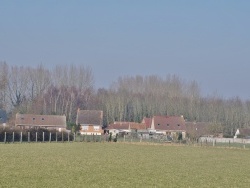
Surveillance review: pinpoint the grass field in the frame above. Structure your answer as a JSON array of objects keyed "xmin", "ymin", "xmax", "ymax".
[{"xmin": 0, "ymin": 142, "xmax": 250, "ymax": 188}]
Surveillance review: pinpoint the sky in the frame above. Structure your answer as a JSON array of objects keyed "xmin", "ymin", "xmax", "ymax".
[{"xmin": 1, "ymin": 1, "xmax": 250, "ymax": 99}]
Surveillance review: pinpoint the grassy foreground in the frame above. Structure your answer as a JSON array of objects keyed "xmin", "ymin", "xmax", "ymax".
[{"xmin": 0, "ymin": 142, "xmax": 250, "ymax": 188}]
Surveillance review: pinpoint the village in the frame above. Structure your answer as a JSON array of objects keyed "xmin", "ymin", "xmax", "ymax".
[
  {"xmin": 1, "ymin": 1, "xmax": 250, "ymax": 187},
  {"xmin": 1, "ymin": 108, "xmax": 250, "ymax": 144}
]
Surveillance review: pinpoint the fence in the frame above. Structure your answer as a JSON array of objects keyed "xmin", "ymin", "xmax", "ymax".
[
  {"xmin": 116, "ymin": 134, "xmax": 174, "ymax": 144},
  {"xmin": 0, "ymin": 131, "xmax": 177, "ymax": 144},
  {"xmin": 1, "ymin": 131, "xmax": 249, "ymax": 150},
  {"xmin": 0, "ymin": 131, "xmax": 74, "ymax": 143},
  {"xmin": 198, "ymin": 137, "xmax": 250, "ymax": 149},
  {"xmin": 0, "ymin": 132, "xmax": 124, "ymax": 143}
]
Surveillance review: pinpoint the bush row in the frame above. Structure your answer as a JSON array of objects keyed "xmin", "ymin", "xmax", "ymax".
[{"xmin": 0, "ymin": 127, "xmax": 73, "ymax": 142}]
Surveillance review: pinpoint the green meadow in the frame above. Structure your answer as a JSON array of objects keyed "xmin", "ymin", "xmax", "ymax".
[{"xmin": 0, "ymin": 142, "xmax": 249, "ymax": 188}]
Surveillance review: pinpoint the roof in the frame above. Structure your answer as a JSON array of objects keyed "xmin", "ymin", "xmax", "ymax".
[
  {"xmin": 141, "ymin": 117, "xmax": 152, "ymax": 129},
  {"xmin": 107, "ymin": 123, "xmax": 129, "ymax": 130},
  {"xmin": 76, "ymin": 110, "xmax": 103, "ymax": 126},
  {"xmin": 0, "ymin": 109, "xmax": 7, "ymax": 124},
  {"xmin": 107, "ymin": 122, "xmax": 146, "ymax": 130},
  {"xmin": 186, "ymin": 122, "xmax": 212, "ymax": 137},
  {"xmin": 152, "ymin": 116, "xmax": 186, "ymax": 131},
  {"xmin": 15, "ymin": 113, "xmax": 66, "ymax": 127},
  {"xmin": 238, "ymin": 128, "xmax": 250, "ymax": 136}
]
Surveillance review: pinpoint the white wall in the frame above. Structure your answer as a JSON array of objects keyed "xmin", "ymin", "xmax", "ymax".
[{"xmin": 200, "ymin": 137, "xmax": 250, "ymax": 144}]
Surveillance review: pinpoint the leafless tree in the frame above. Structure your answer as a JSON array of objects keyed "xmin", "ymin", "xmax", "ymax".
[
  {"xmin": 7, "ymin": 66, "xmax": 30, "ymax": 108},
  {"xmin": 0, "ymin": 62, "xmax": 8, "ymax": 109},
  {"xmin": 1, "ymin": 61, "xmax": 250, "ymax": 136}
]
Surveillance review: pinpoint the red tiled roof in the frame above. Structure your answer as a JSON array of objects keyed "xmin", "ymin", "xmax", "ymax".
[
  {"xmin": 76, "ymin": 110, "xmax": 103, "ymax": 126},
  {"xmin": 130, "ymin": 123, "xmax": 146, "ymax": 130},
  {"xmin": 141, "ymin": 117, "xmax": 152, "ymax": 129},
  {"xmin": 153, "ymin": 116, "xmax": 186, "ymax": 131},
  {"xmin": 15, "ymin": 113, "xmax": 66, "ymax": 127},
  {"xmin": 107, "ymin": 123, "xmax": 129, "ymax": 130},
  {"xmin": 107, "ymin": 122, "xmax": 146, "ymax": 130}
]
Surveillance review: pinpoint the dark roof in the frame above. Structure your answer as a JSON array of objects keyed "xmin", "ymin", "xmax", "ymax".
[
  {"xmin": 186, "ymin": 122, "xmax": 212, "ymax": 137},
  {"xmin": 15, "ymin": 113, "xmax": 66, "ymax": 127},
  {"xmin": 76, "ymin": 110, "xmax": 103, "ymax": 126},
  {"xmin": 153, "ymin": 116, "xmax": 186, "ymax": 131},
  {"xmin": 0, "ymin": 109, "xmax": 7, "ymax": 124},
  {"xmin": 238, "ymin": 128, "xmax": 250, "ymax": 136},
  {"xmin": 107, "ymin": 122, "xmax": 146, "ymax": 130}
]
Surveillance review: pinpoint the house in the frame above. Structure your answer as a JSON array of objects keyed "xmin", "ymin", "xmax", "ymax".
[
  {"xmin": 141, "ymin": 117, "xmax": 152, "ymax": 129},
  {"xmin": 234, "ymin": 128, "xmax": 250, "ymax": 139},
  {"xmin": 106, "ymin": 121, "xmax": 147, "ymax": 136},
  {"xmin": 149, "ymin": 115, "xmax": 186, "ymax": 139},
  {"xmin": 15, "ymin": 113, "xmax": 67, "ymax": 131},
  {"xmin": 76, "ymin": 109, "xmax": 103, "ymax": 135},
  {"xmin": 0, "ymin": 109, "xmax": 7, "ymax": 126},
  {"xmin": 186, "ymin": 122, "xmax": 212, "ymax": 139}
]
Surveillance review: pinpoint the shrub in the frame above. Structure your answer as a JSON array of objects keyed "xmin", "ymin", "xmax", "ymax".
[
  {"xmin": 113, "ymin": 134, "xmax": 118, "ymax": 142},
  {"xmin": 177, "ymin": 132, "xmax": 183, "ymax": 141},
  {"xmin": 236, "ymin": 134, "xmax": 245, "ymax": 138},
  {"xmin": 0, "ymin": 126, "xmax": 22, "ymax": 142},
  {"xmin": 108, "ymin": 133, "xmax": 112, "ymax": 142},
  {"xmin": 223, "ymin": 134, "xmax": 233, "ymax": 138}
]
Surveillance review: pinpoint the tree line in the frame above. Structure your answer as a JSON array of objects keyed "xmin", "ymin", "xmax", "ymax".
[{"xmin": 1, "ymin": 62, "xmax": 249, "ymax": 136}]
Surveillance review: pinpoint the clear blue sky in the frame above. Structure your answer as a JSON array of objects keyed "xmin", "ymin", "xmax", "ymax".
[{"xmin": 1, "ymin": 1, "xmax": 250, "ymax": 99}]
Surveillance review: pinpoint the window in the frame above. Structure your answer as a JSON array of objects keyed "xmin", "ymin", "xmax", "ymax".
[
  {"xmin": 33, "ymin": 118, "xmax": 35, "ymax": 120},
  {"xmin": 21, "ymin": 117, "xmax": 24, "ymax": 120},
  {"xmin": 82, "ymin": 126, "xmax": 89, "ymax": 131},
  {"xmin": 94, "ymin": 126, "xmax": 100, "ymax": 131},
  {"xmin": 158, "ymin": 123, "xmax": 160, "ymax": 126},
  {"xmin": 167, "ymin": 124, "xmax": 169, "ymax": 126},
  {"xmin": 177, "ymin": 124, "xmax": 180, "ymax": 126},
  {"xmin": 42, "ymin": 118, "xmax": 44, "ymax": 121}
]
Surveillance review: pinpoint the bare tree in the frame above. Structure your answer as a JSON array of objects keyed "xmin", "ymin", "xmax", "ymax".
[
  {"xmin": 7, "ymin": 66, "xmax": 30, "ymax": 108},
  {"xmin": 0, "ymin": 62, "xmax": 8, "ymax": 109},
  {"xmin": 28, "ymin": 64, "xmax": 51, "ymax": 100}
]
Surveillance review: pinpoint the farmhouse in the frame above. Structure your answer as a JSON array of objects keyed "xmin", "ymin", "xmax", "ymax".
[
  {"xmin": 148, "ymin": 115, "xmax": 186, "ymax": 139},
  {"xmin": 76, "ymin": 109, "xmax": 103, "ymax": 135},
  {"xmin": 15, "ymin": 113, "xmax": 67, "ymax": 131},
  {"xmin": 0, "ymin": 109, "xmax": 7, "ymax": 126},
  {"xmin": 186, "ymin": 122, "xmax": 213, "ymax": 139},
  {"xmin": 234, "ymin": 128, "xmax": 250, "ymax": 139}
]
